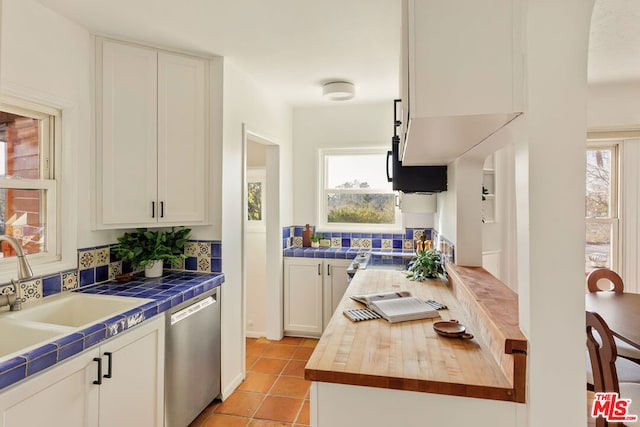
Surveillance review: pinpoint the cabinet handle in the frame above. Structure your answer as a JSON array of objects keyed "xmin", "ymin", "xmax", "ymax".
[
  {"xmin": 160, "ymin": 201, "xmax": 164, "ymax": 218},
  {"xmin": 317, "ymin": 264, "xmax": 321, "ymax": 276},
  {"xmin": 103, "ymin": 352, "xmax": 113, "ymax": 379},
  {"xmin": 93, "ymin": 357, "xmax": 102, "ymax": 385},
  {"xmin": 152, "ymin": 201, "xmax": 156, "ymax": 218},
  {"xmin": 328, "ymin": 264, "xmax": 331, "ymax": 276}
]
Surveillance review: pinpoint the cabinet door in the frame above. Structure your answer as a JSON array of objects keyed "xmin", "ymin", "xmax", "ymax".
[
  {"xmin": 0, "ymin": 350, "xmax": 99, "ymax": 427},
  {"xmin": 98, "ymin": 317, "xmax": 165, "ymax": 427},
  {"xmin": 284, "ymin": 258, "xmax": 323, "ymax": 337},
  {"xmin": 157, "ymin": 52, "xmax": 207, "ymax": 224},
  {"xmin": 98, "ymin": 39, "xmax": 158, "ymax": 226},
  {"xmin": 324, "ymin": 259, "xmax": 352, "ymax": 328}
]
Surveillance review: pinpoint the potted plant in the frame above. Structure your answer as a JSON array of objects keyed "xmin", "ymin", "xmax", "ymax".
[
  {"xmin": 310, "ymin": 233, "xmax": 320, "ymax": 248},
  {"xmin": 406, "ymin": 248, "xmax": 445, "ymax": 281},
  {"xmin": 112, "ymin": 227, "xmax": 191, "ymax": 278}
]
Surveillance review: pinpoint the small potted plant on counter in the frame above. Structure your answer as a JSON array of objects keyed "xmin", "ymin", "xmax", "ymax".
[
  {"xmin": 113, "ymin": 227, "xmax": 191, "ymax": 278},
  {"xmin": 406, "ymin": 247, "xmax": 445, "ymax": 282},
  {"xmin": 310, "ymin": 233, "xmax": 320, "ymax": 248}
]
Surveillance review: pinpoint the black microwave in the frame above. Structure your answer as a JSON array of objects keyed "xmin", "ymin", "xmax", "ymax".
[{"xmin": 386, "ymin": 100, "xmax": 447, "ymax": 193}]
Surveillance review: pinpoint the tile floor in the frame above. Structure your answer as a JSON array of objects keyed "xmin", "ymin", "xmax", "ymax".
[{"xmin": 189, "ymin": 336, "xmax": 317, "ymax": 427}]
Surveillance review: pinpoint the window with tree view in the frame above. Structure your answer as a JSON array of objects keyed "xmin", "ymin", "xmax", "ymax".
[
  {"xmin": 320, "ymin": 149, "xmax": 399, "ymax": 230},
  {"xmin": 0, "ymin": 102, "xmax": 56, "ymax": 260},
  {"xmin": 585, "ymin": 145, "xmax": 618, "ymax": 273}
]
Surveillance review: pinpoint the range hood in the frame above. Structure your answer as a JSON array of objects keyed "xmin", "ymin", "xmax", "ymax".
[{"xmin": 386, "ymin": 100, "xmax": 447, "ymax": 194}]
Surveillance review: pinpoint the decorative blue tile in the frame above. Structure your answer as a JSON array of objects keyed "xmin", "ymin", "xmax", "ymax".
[
  {"xmin": 79, "ymin": 268, "xmax": 95, "ymax": 287},
  {"xmin": 393, "ymin": 233, "xmax": 403, "ymax": 240},
  {"xmin": 393, "ymin": 239, "xmax": 402, "ymax": 249},
  {"xmin": 185, "ymin": 257, "xmax": 198, "ymax": 271},
  {"xmin": 0, "ymin": 362, "xmax": 26, "ymax": 389},
  {"xmin": 95, "ymin": 265, "xmax": 109, "ymax": 283},
  {"xmin": 341, "ymin": 238, "xmax": 351, "ymax": 248},
  {"xmin": 27, "ymin": 349, "xmax": 58, "ymax": 376},
  {"xmin": 42, "ymin": 274, "xmax": 62, "ymax": 297},
  {"xmin": 170, "ymin": 294, "xmax": 183, "ymax": 307},
  {"xmin": 85, "ymin": 327, "xmax": 107, "ymax": 348},
  {"xmin": 294, "ymin": 226, "xmax": 303, "ymax": 236},
  {"xmin": 351, "ymin": 233, "xmax": 361, "ymax": 238},
  {"xmin": 282, "ymin": 227, "xmax": 291, "ymax": 239},
  {"xmin": 57, "ymin": 336, "xmax": 84, "ymax": 362},
  {"xmin": 405, "ymin": 229, "xmax": 413, "ymax": 239},
  {"xmin": 425, "ymin": 229, "xmax": 432, "ymax": 240},
  {"xmin": 211, "ymin": 258, "xmax": 222, "ymax": 272},
  {"xmin": 372, "ymin": 233, "xmax": 382, "ymax": 239},
  {"xmin": 372, "ymin": 239, "xmax": 381, "ymax": 249},
  {"xmin": 211, "ymin": 243, "xmax": 222, "ymax": 258}
]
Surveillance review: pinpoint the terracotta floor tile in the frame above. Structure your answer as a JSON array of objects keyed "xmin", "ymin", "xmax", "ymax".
[
  {"xmin": 237, "ymin": 372, "xmax": 278, "ymax": 394},
  {"xmin": 247, "ymin": 343, "xmax": 269, "ymax": 357},
  {"xmin": 248, "ymin": 420, "xmax": 293, "ymax": 427},
  {"xmin": 301, "ymin": 339, "xmax": 318, "ymax": 349},
  {"xmin": 282, "ymin": 360, "xmax": 307, "ymax": 378},
  {"xmin": 251, "ymin": 357, "xmax": 288, "ymax": 375},
  {"xmin": 202, "ymin": 414, "xmax": 251, "ymax": 427},
  {"xmin": 291, "ymin": 347, "xmax": 314, "ymax": 361},
  {"xmin": 263, "ymin": 344, "xmax": 298, "ymax": 359},
  {"xmin": 246, "ymin": 337, "xmax": 258, "ymax": 345},
  {"xmin": 254, "ymin": 396, "xmax": 303, "ymax": 423},
  {"xmin": 188, "ymin": 410, "xmax": 212, "ymax": 427},
  {"xmin": 215, "ymin": 391, "xmax": 264, "ymax": 418},
  {"xmin": 295, "ymin": 400, "xmax": 310, "ymax": 425},
  {"xmin": 246, "ymin": 356, "xmax": 258, "ymax": 370},
  {"xmin": 256, "ymin": 337, "xmax": 273, "ymax": 344},
  {"xmin": 270, "ymin": 377, "xmax": 311, "ymax": 399},
  {"xmin": 274, "ymin": 337, "xmax": 303, "ymax": 346}
]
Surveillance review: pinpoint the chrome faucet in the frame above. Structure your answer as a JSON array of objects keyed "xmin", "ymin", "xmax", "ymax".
[{"xmin": 0, "ymin": 235, "xmax": 34, "ymax": 311}]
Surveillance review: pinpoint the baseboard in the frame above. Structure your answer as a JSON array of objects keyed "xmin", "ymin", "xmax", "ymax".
[
  {"xmin": 245, "ymin": 330, "xmax": 266, "ymax": 339},
  {"xmin": 221, "ymin": 371, "xmax": 244, "ymax": 401}
]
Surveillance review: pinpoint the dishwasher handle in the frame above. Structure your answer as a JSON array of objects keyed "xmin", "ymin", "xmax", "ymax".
[{"xmin": 170, "ymin": 296, "xmax": 215, "ymax": 326}]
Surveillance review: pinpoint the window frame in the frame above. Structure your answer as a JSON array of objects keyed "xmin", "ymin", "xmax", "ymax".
[
  {"xmin": 317, "ymin": 147, "xmax": 401, "ymax": 232},
  {"xmin": 0, "ymin": 97, "xmax": 61, "ymax": 278},
  {"xmin": 585, "ymin": 141, "xmax": 620, "ymax": 273}
]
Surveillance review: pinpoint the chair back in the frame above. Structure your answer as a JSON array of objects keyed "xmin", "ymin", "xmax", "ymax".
[
  {"xmin": 587, "ymin": 310, "xmax": 620, "ymax": 394},
  {"xmin": 587, "ymin": 268, "xmax": 624, "ymax": 293}
]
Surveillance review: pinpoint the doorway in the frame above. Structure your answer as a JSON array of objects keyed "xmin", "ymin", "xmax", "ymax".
[{"xmin": 242, "ymin": 128, "xmax": 282, "ymax": 350}]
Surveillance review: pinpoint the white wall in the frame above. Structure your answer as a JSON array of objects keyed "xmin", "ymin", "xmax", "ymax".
[
  {"xmin": 221, "ymin": 59, "xmax": 292, "ymax": 398},
  {"xmin": 587, "ymin": 81, "xmax": 640, "ymax": 129},
  {"xmin": 292, "ymin": 103, "xmax": 391, "ymax": 224}
]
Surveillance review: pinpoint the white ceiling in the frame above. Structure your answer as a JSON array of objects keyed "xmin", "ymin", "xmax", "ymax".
[{"xmin": 33, "ymin": 0, "xmax": 639, "ymax": 106}]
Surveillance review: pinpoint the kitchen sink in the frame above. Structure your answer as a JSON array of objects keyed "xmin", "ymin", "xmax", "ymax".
[
  {"xmin": 0, "ymin": 319, "xmax": 71, "ymax": 359},
  {"xmin": 6, "ymin": 293, "xmax": 152, "ymax": 328}
]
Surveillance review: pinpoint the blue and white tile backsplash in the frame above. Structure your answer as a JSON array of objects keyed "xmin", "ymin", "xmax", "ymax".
[{"xmin": 0, "ymin": 239, "xmax": 222, "ymax": 303}]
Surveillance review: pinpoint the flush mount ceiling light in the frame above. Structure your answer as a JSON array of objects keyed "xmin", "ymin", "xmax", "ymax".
[{"xmin": 322, "ymin": 81, "xmax": 355, "ymax": 101}]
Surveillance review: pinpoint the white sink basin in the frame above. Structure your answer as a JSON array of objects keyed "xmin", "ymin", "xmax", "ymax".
[
  {"xmin": 6, "ymin": 293, "xmax": 152, "ymax": 329},
  {"xmin": 0, "ymin": 319, "xmax": 71, "ymax": 359}
]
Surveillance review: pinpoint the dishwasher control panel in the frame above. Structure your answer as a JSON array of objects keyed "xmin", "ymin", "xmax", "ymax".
[{"xmin": 170, "ymin": 296, "xmax": 215, "ymax": 325}]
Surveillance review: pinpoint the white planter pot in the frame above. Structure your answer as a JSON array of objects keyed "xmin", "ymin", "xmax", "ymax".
[
  {"xmin": 311, "ymin": 242, "xmax": 319, "ymax": 248},
  {"xmin": 145, "ymin": 260, "xmax": 163, "ymax": 278}
]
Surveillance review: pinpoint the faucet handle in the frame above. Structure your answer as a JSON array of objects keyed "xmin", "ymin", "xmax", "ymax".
[{"xmin": 9, "ymin": 279, "xmax": 22, "ymax": 311}]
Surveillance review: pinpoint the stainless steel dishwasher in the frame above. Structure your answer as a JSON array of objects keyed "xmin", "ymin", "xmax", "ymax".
[{"xmin": 165, "ymin": 287, "xmax": 221, "ymax": 427}]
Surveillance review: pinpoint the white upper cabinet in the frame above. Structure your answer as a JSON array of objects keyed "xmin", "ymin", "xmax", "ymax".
[
  {"xmin": 96, "ymin": 37, "xmax": 209, "ymax": 228},
  {"xmin": 400, "ymin": 0, "xmax": 523, "ymax": 166}
]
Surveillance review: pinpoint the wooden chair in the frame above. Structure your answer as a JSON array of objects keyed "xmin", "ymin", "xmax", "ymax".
[
  {"xmin": 586, "ymin": 269, "xmax": 640, "ymax": 362},
  {"xmin": 586, "ymin": 311, "xmax": 640, "ymax": 426},
  {"xmin": 587, "ymin": 268, "xmax": 624, "ymax": 293}
]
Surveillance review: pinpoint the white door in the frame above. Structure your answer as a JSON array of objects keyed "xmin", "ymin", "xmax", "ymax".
[
  {"xmin": 284, "ymin": 258, "xmax": 323, "ymax": 336},
  {"xmin": 0, "ymin": 350, "xmax": 99, "ymax": 427},
  {"xmin": 157, "ymin": 52, "xmax": 206, "ymax": 224},
  {"xmin": 98, "ymin": 317, "xmax": 165, "ymax": 427},
  {"xmin": 99, "ymin": 39, "xmax": 158, "ymax": 226}
]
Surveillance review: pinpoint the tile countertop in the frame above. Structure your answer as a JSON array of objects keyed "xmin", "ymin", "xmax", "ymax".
[
  {"xmin": 283, "ymin": 247, "xmax": 416, "ymax": 259},
  {"xmin": 0, "ymin": 271, "xmax": 224, "ymax": 392}
]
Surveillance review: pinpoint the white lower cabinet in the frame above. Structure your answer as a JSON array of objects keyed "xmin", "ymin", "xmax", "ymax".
[
  {"xmin": 284, "ymin": 257, "xmax": 351, "ymax": 337},
  {"xmin": 0, "ymin": 316, "xmax": 165, "ymax": 427}
]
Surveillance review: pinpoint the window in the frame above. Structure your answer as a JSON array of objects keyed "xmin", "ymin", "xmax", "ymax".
[
  {"xmin": 319, "ymin": 148, "xmax": 400, "ymax": 231},
  {"xmin": 247, "ymin": 168, "xmax": 266, "ymax": 232},
  {"xmin": 585, "ymin": 143, "xmax": 619, "ymax": 273},
  {"xmin": 0, "ymin": 100, "xmax": 58, "ymax": 263}
]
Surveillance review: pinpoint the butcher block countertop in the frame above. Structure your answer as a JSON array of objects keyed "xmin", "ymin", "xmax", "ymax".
[{"xmin": 304, "ymin": 266, "xmax": 527, "ymax": 403}]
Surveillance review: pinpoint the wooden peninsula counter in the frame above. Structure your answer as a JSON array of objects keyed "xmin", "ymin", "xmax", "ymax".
[{"xmin": 304, "ymin": 264, "xmax": 527, "ymax": 427}]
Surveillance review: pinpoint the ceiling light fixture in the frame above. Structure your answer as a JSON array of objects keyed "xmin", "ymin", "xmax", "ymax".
[{"xmin": 322, "ymin": 81, "xmax": 355, "ymax": 101}]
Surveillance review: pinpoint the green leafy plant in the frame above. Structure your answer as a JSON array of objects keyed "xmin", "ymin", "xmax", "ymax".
[
  {"xmin": 406, "ymin": 248, "xmax": 445, "ymax": 281},
  {"xmin": 311, "ymin": 233, "xmax": 322, "ymax": 243},
  {"xmin": 112, "ymin": 227, "xmax": 191, "ymax": 268}
]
